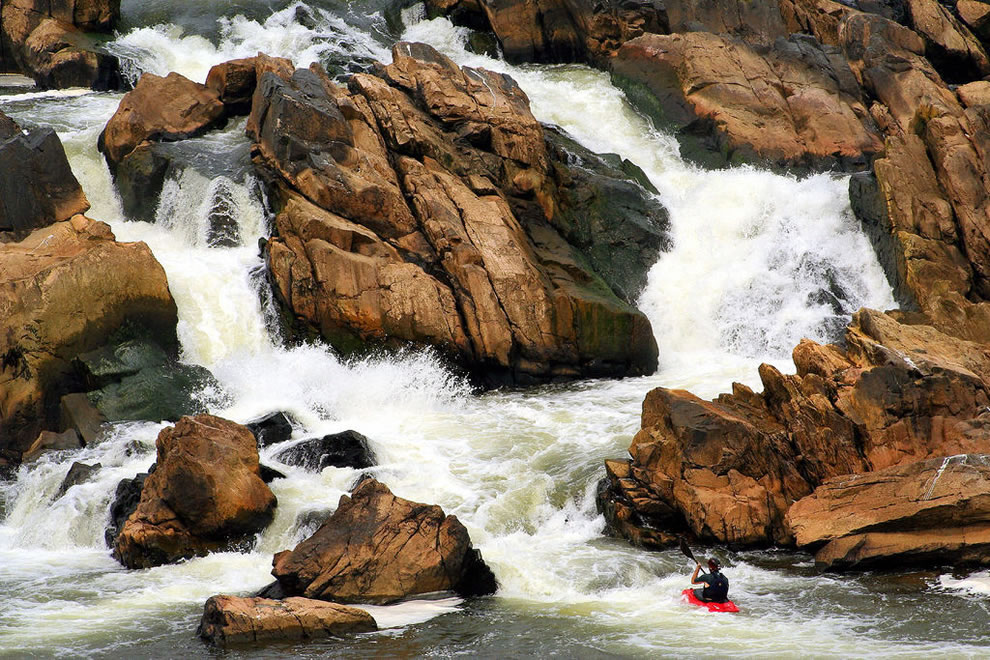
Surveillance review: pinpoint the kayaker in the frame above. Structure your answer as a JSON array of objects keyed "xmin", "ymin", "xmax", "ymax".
[{"xmin": 691, "ymin": 558, "xmax": 729, "ymax": 603}]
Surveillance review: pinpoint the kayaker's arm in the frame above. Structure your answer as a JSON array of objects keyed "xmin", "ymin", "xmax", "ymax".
[{"xmin": 691, "ymin": 564, "xmax": 703, "ymax": 584}]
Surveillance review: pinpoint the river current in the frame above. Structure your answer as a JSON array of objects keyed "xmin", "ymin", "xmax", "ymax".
[{"xmin": 2, "ymin": 2, "xmax": 989, "ymax": 657}]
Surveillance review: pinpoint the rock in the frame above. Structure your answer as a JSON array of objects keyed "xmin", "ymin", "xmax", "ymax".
[
  {"xmin": 59, "ymin": 392, "xmax": 107, "ymax": 446},
  {"xmin": 957, "ymin": 81, "xmax": 990, "ymax": 108},
  {"xmin": 0, "ymin": 0, "xmax": 122, "ymax": 89},
  {"xmin": 246, "ymin": 411, "xmax": 294, "ymax": 447},
  {"xmin": 112, "ymin": 415, "xmax": 277, "ymax": 569},
  {"xmin": 206, "ymin": 57, "xmax": 258, "ymax": 115},
  {"xmin": 0, "ymin": 127, "xmax": 89, "ymax": 237},
  {"xmin": 54, "ymin": 461, "xmax": 101, "ymax": 499},
  {"xmin": 787, "ymin": 455, "xmax": 990, "ymax": 570},
  {"xmin": 86, "ymin": 362, "xmax": 219, "ymax": 424},
  {"xmin": 258, "ymin": 464, "xmax": 286, "ymax": 483},
  {"xmin": 21, "ymin": 429, "xmax": 83, "ymax": 462},
  {"xmin": 270, "ymin": 478, "xmax": 497, "ymax": 604},
  {"xmin": 610, "ymin": 32, "xmax": 882, "ymax": 172},
  {"xmin": 424, "ymin": 0, "xmax": 665, "ymax": 65},
  {"xmin": 0, "ymin": 110, "xmax": 20, "ymax": 139},
  {"xmin": 272, "ymin": 430, "xmax": 376, "ymax": 471},
  {"xmin": 99, "ymin": 71, "xmax": 226, "ymax": 169},
  {"xmin": 198, "ymin": 595, "xmax": 377, "ymax": 647},
  {"xmin": 0, "ymin": 218, "xmax": 178, "ymax": 462},
  {"xmin": 105, "ymin": 471, "xmax": 150, "ymax": 548},
  {"xmin": 958, "ymin": 0, "xmax": 990, "ymax": 41},
  {"xmin": 72, "ymin": 337, "xmax": 170, "ymax": 390},
  {"xmin": 599, "ymin": 309, "xmax": 990, "ymax": 550},
  {"xmin": 253, "ymin": 45, "xmax": 660, "ymax": 384},
  {"xmin": 904, "ymin": 0, "xmax": 990, "ymax": 83}
]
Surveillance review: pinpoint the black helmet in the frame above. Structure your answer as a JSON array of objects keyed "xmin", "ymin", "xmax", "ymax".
[{"xmin": 708, "ymin": 558, "xmax": 721, "ymax": 571}]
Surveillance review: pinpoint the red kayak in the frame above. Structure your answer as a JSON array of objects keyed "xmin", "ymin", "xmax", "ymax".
[{"xmin": 681, "ymin": 588, "xmax": 739, "ymax": 613}]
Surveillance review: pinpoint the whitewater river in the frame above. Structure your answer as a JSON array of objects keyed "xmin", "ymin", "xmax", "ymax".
[{"xmin": 2, "ymin": 2, "xmax": 989, "ymax": 657}]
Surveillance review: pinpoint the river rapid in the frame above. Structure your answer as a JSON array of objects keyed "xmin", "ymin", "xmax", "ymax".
[{"xmin": 2, "ymin": 2, "xmax": 989, "ymax": 657}]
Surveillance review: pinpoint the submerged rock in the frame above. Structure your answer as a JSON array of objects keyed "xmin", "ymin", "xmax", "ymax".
[
  {"xmin": 246, "ymin": 411, "xmax": 294, "ymax": 447},
  {"xmin": 113, "ymin": 415, "xmax": 277, "ymax": 568},
  {"xmin": 270, "ymin": 478, "xmax": 497, "ymax": 604},
  {"xmin": 272, "ymin": 431, "xmax": 376, "ymax": 471},
  {"xmin": 198, "ymin": 595, "xmax": 377, "ymax": 647},
  {"xmin": 54, "ymin": 461, "xmax": 102, "ymax": 500}
]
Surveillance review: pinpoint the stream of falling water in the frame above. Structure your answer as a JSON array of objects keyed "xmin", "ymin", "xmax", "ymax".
[{"xmin": 1, "ymin": 3, "xmax": 988, "ymax": 657}]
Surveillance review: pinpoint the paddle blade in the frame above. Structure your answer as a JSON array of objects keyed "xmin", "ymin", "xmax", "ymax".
[{"xmin": 679, "ymin": 537, "xmax": 696, "ymax": 563}]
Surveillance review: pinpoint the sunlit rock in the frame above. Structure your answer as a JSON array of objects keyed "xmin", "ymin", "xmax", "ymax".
[
  {"xmin": 269, "ymin": 477, "xmax": 497, "ymax": 604},
  {"xmin": 113, "ymin": 415, "xmax": 277, "ymax": 569},
  {"xmin": 198, "ymin": 595, "xmax": 377, "ymax": 647}
]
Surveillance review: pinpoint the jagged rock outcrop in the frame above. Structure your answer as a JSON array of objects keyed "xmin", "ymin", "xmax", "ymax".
[
  {"xmin": 268, "ymin": 478, "xmax": 497, "ymax": 604},
  {"xmin": 112, "ymin": 415, "xmax": 277, "ymax": 568},
  {"xmin": 198, "ymin": 595, "xmax": 377, "ymax": 646},
  {"xmin": 610, "ymin": 31, "xmax": 882, "ymax": 172},
  {"xmin": 598, "ymin": 309, "xmax": 990, "ymax": 559},
  {"xmin": 0, "ymin": 217, "xmax": 178, "ymax": 464},
  {"xmin": 0, "ymin": 0, "xmax": 122, "ymax": 89},
  {"xmin": 788, "ymin": 455, "xmax": 990, "ymax": 570},
  {"xmin": 253, "ymin": 43, "xmax": 662, "ymax": 384},
  {"xmin": 1, "ymin": 116, "xmax": 89, "ymax": 237}
]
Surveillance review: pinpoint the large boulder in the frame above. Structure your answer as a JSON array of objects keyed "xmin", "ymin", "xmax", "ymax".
[
  {"xmin": 269, "ymin": 478, "xmax": 497, "ymax": 604},
  {"xmin": 903, "ymin": 0, "xmax": 990, "ymax": 83},
  {"xmin": 610, "ymin": 31, "xmax": 882, "ymax": 172},
  {"xmin": 0, "ymin": 125, "xmax": 89, "ymax": 237},
  {"xmin": 198, "ymin": 595, "xmax": 377, "ymax": 647},
  {"xmin": 252, "ymin": 44, "xmax": 661, "ymax": 384},
  {"xmin": 112, "ymin": 415, "xmax": 277, "ymax": 569},
  {"xmin": 0, "ymin": 217, "xmax": 178, "ymax": 462},
  {"xmin": 99, "ymin": 72, "xmax": 226, "ymax": 170},
  {"xmin": 788, "ymin": 455, "xmax": 990, "ymax": 570},
  {"xmin": 598, "ymin": 309, "xmax": 990, "ymax": 556},
  {"xmin": 0, "ymin": 0, "xmax": 122, "ymax": 89}
]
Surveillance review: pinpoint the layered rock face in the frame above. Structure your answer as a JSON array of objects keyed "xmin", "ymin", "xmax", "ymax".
[
  {"xmin": 0, "ymin": 0, "xmax": 122, "ymax": 89},
  {"xmin": 611, "ymin": 32, "xmax": 882, "ymax": 171},
  {"xmin": 269, "ymin": 478, "xmax": 497, "ymax": 604},
  {"xmin": 112, "ymin": 415, "xmax": 277, "ymax": 569},
  {"xmin": 0, "ymin": 216, "xmax": 178, "ymax": 463},
  {"xmin": 252, "ymin": 43, "xmax": 662, "ymax": 384},
  {"xmin": 198, "ymin": 596, "xmax": 377, "ymax": 646},
  {"xmin": 599, "ymin": 308, "xmax": 990, "ymax": 568}
]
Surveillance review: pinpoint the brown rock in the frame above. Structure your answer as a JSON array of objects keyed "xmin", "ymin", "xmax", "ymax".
[
  {"xmin": 788, "ymin": 455, "xmax": 990, "ymax": 569},
  {"xmin": 21, "ymin": 428, "xmax": 82, "ymax": 462},
  {"xmin": 252, "ymin": 45, "xmax": 659, "ymax": 384},
  {"xmin": 425, "ymin": 0, "xmax": 664, "ymax": 65},
  {"xmin": 958, "ymin": 0, "xmax": 990, "ymax": 41},
  {"xmin": 599, "ymin": 309, "xmax": 990, "ymax": 552},
  {"xmin": 198, "ymin": 595, "xmax": 376, "ymax": 647},
  {"xmin": 0, "ymin": 111, "xmax": 19, "ymax": 139},
  {"xmin": 113, "ymin": 415, "xmax": 277, "ymax": 569},
  {"xmin": 270, "ymin": 478, "xmax": 496, "ymax": 604},
  {"xmin": 611, "ymin": 32, "xmax": 882, "ymax": 172},
  {"xmin": 0, "ymin": 219, "xmax": 178, "ymax": 460},
  {"xmin": 1, "ymin": 0, "xmax": 121, "ymax": 89},
  {"xmin": 99, "ymin": 72, "xmax": 226, "ymax": 168},
  {"xmin": 207, "ymin": 53, "xmax": 293, "ymax": 116},
  {"xmin": 904, "ymin": 0, "xmax": 990, "ymax": 82},
  {"xmin": 958, "ymin": 80, "xmax": 990, "ymax": 108}
]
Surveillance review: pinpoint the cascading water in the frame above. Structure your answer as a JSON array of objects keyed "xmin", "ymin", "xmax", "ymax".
[{"xmin": 2, "ymin": 3, "xmax": 989, "ymax": 657}]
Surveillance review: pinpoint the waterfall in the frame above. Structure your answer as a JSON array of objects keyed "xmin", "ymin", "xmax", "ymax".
[{"xmin": 1, "ymin": 3, "xmax": 985, "ymax": 657}]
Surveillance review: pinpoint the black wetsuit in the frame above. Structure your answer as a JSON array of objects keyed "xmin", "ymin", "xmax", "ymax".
[{"xmin": 694, "ymin": 570, "xmax": 729, "ymax": 603}]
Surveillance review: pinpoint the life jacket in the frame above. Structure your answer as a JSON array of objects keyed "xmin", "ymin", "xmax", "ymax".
[{"xmin": 705, "ymin": 572, "xmax": 729, "ymax": 603}]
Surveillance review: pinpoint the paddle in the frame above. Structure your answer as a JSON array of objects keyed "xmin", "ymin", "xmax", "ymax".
[{"xmin": 679, "ymin": 537, "xmax": 705, "ymax": 574}]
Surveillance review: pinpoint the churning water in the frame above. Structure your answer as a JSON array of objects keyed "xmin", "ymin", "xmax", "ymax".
[{"xmin": 1, "ymin": 3, "xmax": 987, "ymax": 657}]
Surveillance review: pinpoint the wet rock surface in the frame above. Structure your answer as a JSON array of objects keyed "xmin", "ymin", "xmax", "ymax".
[
  {"xmin": 198, "ymin": 595, "xmax": 377, "ymax": 647},
  {"xmin": 112, "ymin": 415, "xmax": 277, "ymax": 569},
  {"xmin": 273, "ymin": 431, "xmax": 376, "ymax": 471}
]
